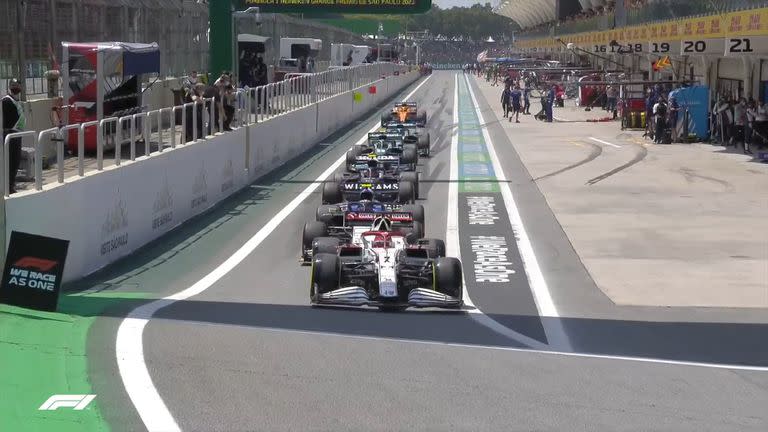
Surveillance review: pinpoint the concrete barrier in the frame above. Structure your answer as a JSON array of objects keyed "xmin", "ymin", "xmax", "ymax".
[{"xmin": 5, "ymin": 70, "xmax": 420, "ymax": 282}]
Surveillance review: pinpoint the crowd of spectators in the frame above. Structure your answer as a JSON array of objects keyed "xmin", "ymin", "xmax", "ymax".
[
  {"xmin": 419, "ymin": 39, "xmax": 507, "ymax": 65},
  {"xmin": 518, "ymin": 0, "xmax": 651, "ymax": 36}
]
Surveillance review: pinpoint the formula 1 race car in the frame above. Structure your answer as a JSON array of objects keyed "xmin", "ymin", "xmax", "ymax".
[
  {"xmin": 346, "ymin": 133, "xmax": 419, "ymax": 171},
  {"xmin": 301, "ymin": 201, "xmax": 425, "ymax": 264},
  {"xmin": 309, "ymin": 216, "xmax": 462, "ymax": 310},
  {"xmin": 338, "ymin": 159, "xmax": 420, "ymax": 198},
  {"xmin": 382, "ymin": 122, "xmax": 431, "ymax": 157},
  {"xmin": 381, "ymin": 102, "xmax": 427, "ymax": 127},
  {"xmin": 321, "ymin": 173, "xmax": 417, "ymax": 205}
]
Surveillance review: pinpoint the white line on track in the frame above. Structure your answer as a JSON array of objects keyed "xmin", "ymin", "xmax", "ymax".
[
  {"xmin": 463, "ymin": 74, "xmax": 573, "ymax": 351},
  {"xmin": 447, "ymin": 73, "xmax": 550, "ymax": 351},
  {"xmin": 589, "ymin": 137, "xmax": 623, "ymax": 148},
  {"xmin": 199, "ymin": 323, "xmax": 768, "ymax": 372},
  {"xmin": 115, "ymin": 75, "xmax": 433, "ymax": 432}
]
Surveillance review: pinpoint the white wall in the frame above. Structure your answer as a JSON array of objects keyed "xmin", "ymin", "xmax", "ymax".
[{"xmin": 6, "ymin": 71, "xmax": 421, "ymax": 282}]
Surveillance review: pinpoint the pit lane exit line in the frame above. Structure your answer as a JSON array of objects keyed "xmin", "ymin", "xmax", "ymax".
[{"xmin": 114, "ymin": 75, "xmax": 434, "ymax": 432}]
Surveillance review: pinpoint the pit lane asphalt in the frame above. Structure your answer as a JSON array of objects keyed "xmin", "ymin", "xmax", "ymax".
[{"xmin": 80, "ymin": 71, "xmax": 768, "ymax": 431}]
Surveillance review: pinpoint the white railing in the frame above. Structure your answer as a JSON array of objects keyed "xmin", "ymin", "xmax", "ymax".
[{"xmin": 2, "ymin": 63, "xmax": 411, "ymax": 196}]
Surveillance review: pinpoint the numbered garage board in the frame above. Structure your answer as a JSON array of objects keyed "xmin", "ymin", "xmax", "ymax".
[{"xmin": 515, "ymin": 8, "xmax": 768, "ymax": 58}]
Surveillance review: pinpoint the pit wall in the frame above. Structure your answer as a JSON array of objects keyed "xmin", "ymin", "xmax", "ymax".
[{"xmin": 6, "ymin": 71, "xmax": 420, "ymax": 282}]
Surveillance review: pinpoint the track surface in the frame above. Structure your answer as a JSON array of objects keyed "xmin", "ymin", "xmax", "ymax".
[{"xmin": 81, "ymin": 72, "xmax": 768, "ymax": 431}]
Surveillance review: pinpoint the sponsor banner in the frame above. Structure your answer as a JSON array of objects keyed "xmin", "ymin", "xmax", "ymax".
[{"xmin": 0, "ymin": 231, "xmax": 69, "ymax": 312}]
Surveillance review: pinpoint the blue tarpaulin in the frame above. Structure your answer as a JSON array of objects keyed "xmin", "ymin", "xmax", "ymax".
[{"xmin": 669, "ymin": 85, "xmax": 710, "ymax": 140}]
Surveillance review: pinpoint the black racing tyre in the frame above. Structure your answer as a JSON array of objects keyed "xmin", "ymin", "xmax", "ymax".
[
  {"xmin": 434, "ymin": 256, "xmax": 462, "ymax": 299},
  {"xmin": 420, "ymin": 238, "xmax": 446, "ymax": 258},
  {"xmin": 402, "ymin": 145, "xmax": 418, "ymax": 170},
  {"xmin": 401, "ymin": 204, "xmax": 425, "ymax": 226},
  {"xmin": 333, "ymin": 172, "xmax": 348, "ymax": 183},
  {"xmin": 398, "ymin": 180, "xmax": 415, "ymax": 204},
  {"xmin": 418, "ymin": 133, "xmax": 430, "ymax": 156},
  {"xmin": 316, "ymin": 205, "xmax": 340, "ymax": 222},
  {"xmin": 312, "ymin": 236, "xmax": 340, "ymax": 256},
  {"xmin": 303, "ymin": 221, "xmax": 328, "ymax": 249},
  {"xmin": 346, "ymin": 148, "xmax": 360, "ymax": 171},
  {"xmin": 381, "ymin": 113, "xmax": 391, "ymax": 126},
  {"xmin": 416, "ymin": 111, "xmax": 427, "ymax": 125},
  {"xmin": 399, "ymin": 172, "xmax": 420, "ymax": 199},
  {"xmin": 322, "ymin": 181, "xmax": 342, "ymax": 204},
  {"xmin": 311, "ymin": 253, "xmax": 340, "ymax": 298},
  {"xmin": 402, "ymin": 221, "xmax": 424, "ymax": 243}
]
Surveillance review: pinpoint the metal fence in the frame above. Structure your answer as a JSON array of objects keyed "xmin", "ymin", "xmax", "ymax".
[{"xmin": 3, "ymin": 62, "xmax": 411, "ymax": 196}]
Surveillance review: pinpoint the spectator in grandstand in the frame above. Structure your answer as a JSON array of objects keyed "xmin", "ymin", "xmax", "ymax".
[{"xmin": 2, "ymin": 79, "xmax": 24, "ymax": 193}]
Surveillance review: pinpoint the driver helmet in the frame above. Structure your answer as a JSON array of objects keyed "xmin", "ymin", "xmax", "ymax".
[
  {"xmin": 371, "ymin": 216, "xmax": 393, "ymax": 232},
  {"xmin": 360, "ymin": 188, "xmax": 374, "ymax": 201}
]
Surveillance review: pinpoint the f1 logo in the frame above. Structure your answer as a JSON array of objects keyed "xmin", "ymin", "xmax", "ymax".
[
  {"xmin": 14, "ymin": 256, "xmax": 58, "ymax": 272},
  {"xmin": 39, "ymin": 394, "xmax": 96, "ymax": 411}
]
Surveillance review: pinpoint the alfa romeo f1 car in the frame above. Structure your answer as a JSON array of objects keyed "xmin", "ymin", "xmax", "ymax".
[
  {"xmin": 301, "ymin": 201, "xmax": 425, "ymax": 264},
  {"xmin": 383, "ymin": 122, "xmax": 431, "ymax": 157},
  {"xmin": 381, "ymin": 102, "xmax": 427, "ymax": 127},
  {"xmin": 309, "ymin": 216, "xmax": 463, "ymax": 310}
]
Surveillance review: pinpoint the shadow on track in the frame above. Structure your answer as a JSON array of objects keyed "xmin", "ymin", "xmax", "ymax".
[{"xmin": 34, "ymin": 294, "xmax": 768, "ymax": 368}]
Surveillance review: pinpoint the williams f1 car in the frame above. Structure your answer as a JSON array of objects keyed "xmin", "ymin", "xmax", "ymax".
[
  {"xmin": 309, "ymin": 216, "xmax": 462, "ymax": 309},
  {"xmin": 381, "ymin": 102, "xmax": 427, "ymax": 127},
  {"xmin": 301, "ymin": 201, "xmax": 425, "ymax": 264},
  {"xmin": 321, "ymin": 173, "xmax": 417, "ymax": 205},
  {"xmin": 336, "ymin": 160, "xmax": 421, "ymax": 199}
]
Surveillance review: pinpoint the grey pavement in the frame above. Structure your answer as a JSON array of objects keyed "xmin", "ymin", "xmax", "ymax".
[{"xmin": 476, "ymin": 77, "xmax": 768, "ymax": 311}]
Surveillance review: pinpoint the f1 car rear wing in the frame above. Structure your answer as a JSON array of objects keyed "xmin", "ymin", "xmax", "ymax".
[
  {"xmin": 368, "ymin": 132, "xmax": 403, "ymax": 141},
  {"xmin": 345, "ymin": 211, "xmax": 413, "ymax": 224}
]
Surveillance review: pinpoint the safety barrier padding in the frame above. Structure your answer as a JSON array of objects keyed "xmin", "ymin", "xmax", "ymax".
[{"xmin": 6, "ymin": 71, "xmax": 419, "ymax": 282}]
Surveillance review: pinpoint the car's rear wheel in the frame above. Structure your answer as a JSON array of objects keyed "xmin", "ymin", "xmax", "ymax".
[
  {"xmin": 311, "ymin": 253, "xmax": 340, "ymax": 299},
  {"xmin": 313, "ymin": 237, "xmax": 340, "ymax": 256},
  {"xmin": 322, "ymin": 181, "xmax": 342, "ymax": 204},
  {"xmin": 346, "ymin": 148, "xmax": 361, "ymax": 171},
  {"xmin": 418, "ymin": 133, "xmax": 430, "ymax": 157},
  {"xmin": 434, "ymin": 257, "xmax": 462, "ymax": 301},
  {"xmin": 316, "ymin": 205, "xmax": 340, "ymax": 222},
  {"xmin": 398, "ymin": 180, "xmax": 415, "ymax": 204},
  {"xmin": 420, "ymin": 238, "xmax": 446, "ymax": 258},
  {"xmin": 399, "ymin": 172, "xmax": 420, "ymax": 199},
  {"xmin": 381, "ymin": 113, "xmax": 391, "ymax": 126},
  {"xmin": 416, "ymin": 111, "xmax": 427, "ymax": 125},
  {"xmin": 401, "ymin": 204, "xmax": 425, "ymax": 226},
  {"xmin": 402, "ymin": 145, "xmax": 418, "ymax": 170},
  {"xmin": 402, "ymin": 221, "xmax": 424, "ymax": 243},
  {"xmin": 303, "ymin": 221, "xmax": 328, "ymax": 250}
]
